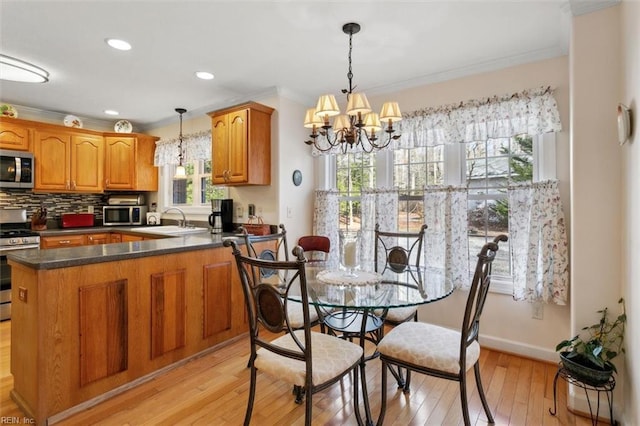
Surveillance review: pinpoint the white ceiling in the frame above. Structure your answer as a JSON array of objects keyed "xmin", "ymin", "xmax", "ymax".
[{"xmin": 0, "ymin": 1, "xmax": 591, "ymax": 131}]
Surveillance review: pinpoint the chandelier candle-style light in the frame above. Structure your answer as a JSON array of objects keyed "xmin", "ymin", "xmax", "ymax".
[
  {"xmin": 174, "ymin": 107, "xmax": 187, "ymax": 179},
  {"xmin": 304, "ymin": 22, "xmax": 401, "ymax": 154}
]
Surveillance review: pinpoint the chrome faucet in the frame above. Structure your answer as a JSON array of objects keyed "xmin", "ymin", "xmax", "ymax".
[{"xmin": 162, "ymin": 207, "xmax": 188, "ymax": 228}]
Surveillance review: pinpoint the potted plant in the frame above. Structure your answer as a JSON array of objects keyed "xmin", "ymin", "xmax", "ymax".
[{"xmin": 555, "ymin": 298, "xmax": 626, "ymax": 386}]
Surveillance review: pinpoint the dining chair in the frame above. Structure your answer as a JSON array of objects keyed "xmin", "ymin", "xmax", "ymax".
[
  {"xmin": 375, "ymin": 234, "xmax": 508, "ymax": 426},
  {"xmin": 374, "ymin": 223, "xmax": 428, "ymax": 390},
  {"xmin": 374, "ymin": 223, "xmax": 428, "ymax": 325},
  {"xmin": 297, "ymin": 235, "xmax": 330, "ymax": 262},
  {"xmin": 224, "ymin": 240, "xmax": 363, "ymax": 426}
]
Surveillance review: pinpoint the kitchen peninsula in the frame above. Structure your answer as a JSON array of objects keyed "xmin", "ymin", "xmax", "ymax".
[{"xmin": 6, "ymin": 230, "xmax": 260, "ymax": 425}]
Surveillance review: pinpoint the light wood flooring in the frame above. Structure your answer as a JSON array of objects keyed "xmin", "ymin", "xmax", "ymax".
[{"xmin": 0, "ymin": 320, "xmax": 595, "ymax": 425}]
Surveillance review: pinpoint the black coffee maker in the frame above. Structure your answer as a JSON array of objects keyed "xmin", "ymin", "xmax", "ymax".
[{"xmin": 209, "ymin": 199, "xmax": 233, "ymax": 233}]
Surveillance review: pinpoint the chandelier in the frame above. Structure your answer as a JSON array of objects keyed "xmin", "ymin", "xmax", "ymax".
[
  {"xmin": 304, "ymin": 22, "xmax": 401, "ymax": 154},
  {"xmin": 174, "ymin": 107, "xmax": 187, "ymax": 179}
]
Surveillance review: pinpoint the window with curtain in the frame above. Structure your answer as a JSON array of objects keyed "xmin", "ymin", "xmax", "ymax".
[
  {"xmin": 317, "ymin": 86, "xmax": 568, "ymax": 302},
  {"xmin": 155, "ymin": 130, "xmax": 228, "ymax": 210}
]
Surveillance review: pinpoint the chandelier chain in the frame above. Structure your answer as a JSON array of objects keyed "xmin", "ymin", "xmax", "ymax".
[{"xmin": 347, "ymin": 29, "xmax": 353, "ymax": 94}]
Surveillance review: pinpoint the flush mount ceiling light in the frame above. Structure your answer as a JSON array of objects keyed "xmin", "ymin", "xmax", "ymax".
[
  {"xmin": 195, "ymin": 71, "xmax": 214, "ymax": 80},
  {"xmin": 0, "ymin": 54, "xmax": 49, "ymax": 83},
  {"xmin": 174, "ymin": 107, "xmax": 187, "ymax": 179},
  {"xmin": 105, "ymin": 38, "xmax": 132, "ymax": 51},
  {"xmin": 104, "ymin": 109, "xmax": 119, "ymax": 116},
  {"xmin": 304, "ymin": 22, "xmax": 401, "ymax": 154}
]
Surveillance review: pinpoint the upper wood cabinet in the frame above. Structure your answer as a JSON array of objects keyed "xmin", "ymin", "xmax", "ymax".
[
  {"xmin": 0, "ymin": 118, "xmax": 31, "ymax": 151},
  {"xmin": 208, "ymin": 102, "xmax": 274, "ymax": 186},
  {"xmin": 104, "ymin": 134, "xmax": 158, "ymax": 191},
  {"xmin": 34, "ymin": 129, "xmax": 103, "ymax": 193}
]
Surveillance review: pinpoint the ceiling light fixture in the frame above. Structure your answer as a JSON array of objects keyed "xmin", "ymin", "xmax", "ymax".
[
  {"xmin": 104, "ymin": 109, "xmax": 119, "ymax": 116},
  {"xmin": 0, "ymin": 54, "xmax": 49, "ymax": 83},
  {"xmin": 105, "ymin": 38, "xmax": 132, "ymax": 51},
  {"xmin": 195, "ymin": 71, "xmax": 214, "ymax": 80},
  {"xmin": 174, "ymin": 107, "xmax": 187, "ymax": 179},
  {"xmin": 304, "ymin": 22, "xmax": 401, "ymax": 154}
]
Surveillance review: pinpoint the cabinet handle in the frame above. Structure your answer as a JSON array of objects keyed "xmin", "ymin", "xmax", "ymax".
[
  {"xmin": 66, "ymin": 180, "xmax": 70, "ymax": 190},
  {"xmin": 72, "ymin": 181, "xmax": 76, "ymax": 189},
  {"xmin": 59, "ymin": 240, "xmax": 71, "ymax": 244},
  {"xmin": 105, "ymin": 178, "xmax": 110, "ymax": 187}
]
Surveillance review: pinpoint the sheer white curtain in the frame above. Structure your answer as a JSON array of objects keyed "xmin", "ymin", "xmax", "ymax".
[
  {"xmin": 313, "ymin": 190, "xmax": 340, "ymax": 268},
  {"xmin": 154, "ymin": 130, "xmax": 212, "ymax": 166},
  {"xmin": 361, "ymin": 188, "xmax": 399, "ymax": 269},
  {"xmin": 423, "ymin": 186, "xmax": 469, "ymax": 288},
  {"xmin": 508, "ymin": 180, "xmax": 568, "ymax": 304}
]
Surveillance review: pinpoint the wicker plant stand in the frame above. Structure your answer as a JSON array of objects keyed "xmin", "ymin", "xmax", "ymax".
[{"xmin": 549, "ymin": 363, "xmax": 616, "ymax": 425}]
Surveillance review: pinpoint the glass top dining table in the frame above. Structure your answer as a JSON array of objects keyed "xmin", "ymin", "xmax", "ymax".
[{"xmin": 299, "ymin": 263, "xmax": 455, "ymax": 310}]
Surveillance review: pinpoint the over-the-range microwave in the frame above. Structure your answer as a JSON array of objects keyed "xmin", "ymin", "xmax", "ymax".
[
  {"xmin": 0, "ymin": 149, "xmax": 34, "ymax": 189},
  {"xmin": 103, "ymin": 206, "xmax": 148, "ymax": 226}
]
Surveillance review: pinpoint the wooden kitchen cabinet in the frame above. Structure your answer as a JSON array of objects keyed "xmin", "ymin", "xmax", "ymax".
[
  {"xmin": 208, "ymin": 102, "xmax": 274, "ymax": 185},
  {"xmin": 40, "ymin": 234, "xmax": 86, "ymax": 249},
  {"xmin": 33, "ymin": 128, "xmax": 103, "ymax": 193},
  {"xmin": 104, "ymin": 134, "xmax": 159, "ymax": 191},
  {"xmin": 0, "ymin": 117, "xmax": 31, "ymax": 151},
  {"xmin": 86, "ymin": 233, "xmax": 110, "ymax": 245}
]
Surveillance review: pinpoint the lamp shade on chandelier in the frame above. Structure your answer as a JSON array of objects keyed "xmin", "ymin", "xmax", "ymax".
[
  {"xmin": 304, "ymin": 22, "xmax": 401, "ymax": 154},
  {"xmin": 174, "ymin": 107, "xmax": 187, "ymax": 179}
]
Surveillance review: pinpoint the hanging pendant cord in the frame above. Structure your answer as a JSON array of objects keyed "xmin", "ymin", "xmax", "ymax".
[{"xmin": 347, "ymin": 30, "xmax": 354, "ymax": 94}]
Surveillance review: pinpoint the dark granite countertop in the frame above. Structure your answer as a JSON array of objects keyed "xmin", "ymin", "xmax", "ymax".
[{"xmin": 7, "ymin": 228, "xmax": 244, "ymax": 270}]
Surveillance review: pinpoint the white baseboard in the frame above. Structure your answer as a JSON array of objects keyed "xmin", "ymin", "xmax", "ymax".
[{"xmin": 479, "ymin": 333, "xmax": 559, "ymax": 363}]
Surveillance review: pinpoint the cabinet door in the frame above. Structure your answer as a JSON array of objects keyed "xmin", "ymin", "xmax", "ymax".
[
  {"xmin": 34, "ymin": 130, "xmax": 71, "ymax": 191},
  {"xmin": 0, "ymin": 120, "xmax": 30, "ymax": 151},
  {"xmin": 211, "ymin": 115, "xmax": 229, "ymax": 184},
  {"xmin": 121, "ymin": 234, "xmax": 143, "ymax": 242},
  {"xmin": 227, "ymin": 109, "xmax": 248, "ymax": 183},
  {"xmin": 110, "ymin": 233, "xmax": 123, "ymax": 243},
  {"xmin": 41, "ymin": 234, "xmax": 86, "ymax": 249},
  {"xmin": 71, "ymin": 134, "xmax": 104, "ymax": 192},
  {"xmin": 86, "ymin": 233, "xmax": 110, "ymax": 245},
  {"xmin": 105, "ymin": 136, "xmax": 136, "ymax": 189}
]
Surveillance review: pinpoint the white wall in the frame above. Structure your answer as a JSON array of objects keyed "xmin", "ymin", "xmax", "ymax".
[
  {"xmin": 368, "ymin": 56, "xmax": 572, "ymax": 360},
  {"xmin": 620, "ymin": 1, "xmax": 639, "ymax": 424}
]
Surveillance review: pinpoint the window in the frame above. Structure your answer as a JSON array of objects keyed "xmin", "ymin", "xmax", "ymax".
[
  {"xmin": 166, "ymin": 159, "xmax": 227, "ymax": 210},
  {"xmin": 331, "ymin": 134, "xmax": 548, "ymax": 288},
  {"xmin": 336, "ymin": 152, "xmax": 375, "ymax": 231}
]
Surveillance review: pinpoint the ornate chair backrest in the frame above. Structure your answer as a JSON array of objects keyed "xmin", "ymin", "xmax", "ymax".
[
  {"xmin": 224, "ymin": 240, "xmax": 313, "ymax": 365},
  {"xmin": 297, "ymin": 235, "xmax": 330, "ymax": 262},
  {"xmin": 460, "ymin": 235, "xmax": 508, "ymax": 365},
  {"xmin": 374, "ymin": 223, "xmax": 428, "ymax": 274}
]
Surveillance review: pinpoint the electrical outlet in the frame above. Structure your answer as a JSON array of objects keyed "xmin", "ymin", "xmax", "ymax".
[
  {"xmin": 532, "ymin": 300, "xmax": 543, "ymax": 320},
  {"xmin": 236, "ymin": 206, "xmax": 244, "ymax": 219},
  {"xmin": 18, "ymin": 287, "xmax": 27, "ymax": 302},
  {"xmin": 87, "ymin": 206, "xmax": 94, "ymax": 214},
  {"xmin": 287, "ymin": 206, "xmax": 293, "ymax": 218}
]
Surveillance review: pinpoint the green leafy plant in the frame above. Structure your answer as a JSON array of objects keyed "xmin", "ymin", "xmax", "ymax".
[{"xmin": 555, "ymin": 298, "xmax": 626, "ymax": 373}]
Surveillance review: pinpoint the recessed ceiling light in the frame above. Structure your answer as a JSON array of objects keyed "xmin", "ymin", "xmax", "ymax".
[
  {"xmin": 104, "ymin": 110, "xmax": 119, "ymax": 116},
  {"xmin": 195, "ymin": 71, "xmax": 214, "ymax": 80},
  {"xmin": 105, "ymin": 38, "xmax": 132, "ymax": 51},
  {"xmin": 0, "ymin": 54, "xmax": 49, "ymax": 83}
]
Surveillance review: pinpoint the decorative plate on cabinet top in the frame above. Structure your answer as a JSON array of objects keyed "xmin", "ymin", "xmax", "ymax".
[
  {"xmin": 114, "ymin": 119, "xmax": 133, "ymax": 133},
  {"xmin": 0, "ymin": 104, "xmax": 18, "ymax": 118},
  {"xmin": 63, "ymin": 114, "xmax": 83, "ymax": 128}
]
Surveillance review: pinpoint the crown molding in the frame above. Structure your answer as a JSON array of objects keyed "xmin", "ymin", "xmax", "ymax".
[
  {"xmin": 364, "ymin": 45, "xmax": 568, "ymax": 98},
  {"xmin": 569, "ymin": 0, "xmax": 620, "ymax": 16}
]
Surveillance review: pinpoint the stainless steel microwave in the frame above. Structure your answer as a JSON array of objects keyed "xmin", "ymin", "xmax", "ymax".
[
  {"xmin": 103, "ymin": 206, "xmax": 147, "ymax": 226},
  {"xmin": 0, "ymin": 149, "xmax": 34, "ymax": 189}
]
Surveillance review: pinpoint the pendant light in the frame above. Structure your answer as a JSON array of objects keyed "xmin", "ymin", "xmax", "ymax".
[{"xmin": 174, "ymin": 108, "xmax": 187, "ymax": 179}]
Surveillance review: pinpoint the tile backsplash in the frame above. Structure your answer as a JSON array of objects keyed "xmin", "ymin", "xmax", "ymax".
[{"xmin": 0, "ymin": 188, "xmax": 107, "ymax": 225}]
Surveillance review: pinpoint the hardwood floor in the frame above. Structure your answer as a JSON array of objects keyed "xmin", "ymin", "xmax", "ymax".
[{"xmin": 0, "ymin": 320, "xmax": 592, "ymax": 425}]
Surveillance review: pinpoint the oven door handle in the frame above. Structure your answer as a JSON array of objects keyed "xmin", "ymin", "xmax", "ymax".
[{"xmin": 0, "ymin": 244, "xmax": 41, "ymax": 254}]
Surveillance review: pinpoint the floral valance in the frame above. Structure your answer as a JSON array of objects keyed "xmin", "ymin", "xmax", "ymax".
[
  {"xmin": 396, "ymin": 86, "xmax": 562, "ymax": 148},
  {"xmin": 154, "ymin": 130, "xmax": 212, "ymax": 166}
]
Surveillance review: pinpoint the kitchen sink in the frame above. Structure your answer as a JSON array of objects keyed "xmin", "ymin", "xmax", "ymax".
[{"xmin": 135, "ymin": 225, "xmax": 210, "ymax": 235}]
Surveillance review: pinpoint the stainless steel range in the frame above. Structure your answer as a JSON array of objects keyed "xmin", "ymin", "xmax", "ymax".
[{"xmin": 0, "ymin": 209, "xmax": 40, "ymax": 321}]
